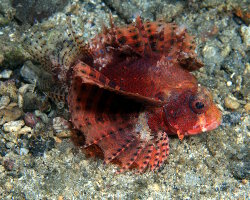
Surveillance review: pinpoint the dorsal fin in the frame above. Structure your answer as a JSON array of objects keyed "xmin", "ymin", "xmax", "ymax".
[
  {"xmin": 72, "ymin": 62, "xmax": 164, "ymax": 106},
  {"xmin": 135, "ymin": 16, "xmax": 152, "ymax": 56}
]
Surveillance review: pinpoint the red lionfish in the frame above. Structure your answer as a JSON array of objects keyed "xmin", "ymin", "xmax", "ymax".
[{"xmin": 24, "ymin": 14, "xmax": 221, "ymax": 173}]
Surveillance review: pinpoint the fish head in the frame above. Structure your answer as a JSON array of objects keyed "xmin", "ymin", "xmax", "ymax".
[{"xmin": 163, "ymin": 86, "xmax": 222, "ymax": 140}]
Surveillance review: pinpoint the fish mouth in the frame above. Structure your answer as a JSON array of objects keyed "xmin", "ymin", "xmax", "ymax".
[{"xmin": 187, "ymin": 104, "xmax": 222, "ymax": 135}]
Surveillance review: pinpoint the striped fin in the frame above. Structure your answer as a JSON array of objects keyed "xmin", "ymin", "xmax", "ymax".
[
  {"xmin": 135, "ymin": 16, "xmax": 152, "ymax": 56},
  {"xmin": 47, "ymin": 83, "xmax": 68, "ymax": 104},
  {"xmin": 150, "ymin": 141, "xmax": 161, "ymax": 171},
  {"xmin": 146, "ymin": 131, "xmax": 169, "ymax": 171},
  {"xmin": 154, "ymin": 132, "xmax": 169, "ymax": 171},
  {"xmin": 72, "ymin": 62, "xmax": 164, "ymax": 106},
  {"xmin": 66, "ymin": 16, "xmax": 94, "ymax": 65},
  {"xmin": 69, "ymin": 64, "xmax": 169, "ymax": 172},
  {"xmin": 134, "ymin": 143, "xmax": 154, "ymax": 173},
  {"xmin": 23, "ymin": 18, "xmax": 93, "ymax": 83},
  {"xmin": 23, "ymin": 30, "xmax": 55, "ymax": 73},
  {"xmin": 68, "ymin": 66, "xmax": 143, "ymax": 155},
  {"xmin": 115, "ymin": 25, "xmax": 145, "ymax": 56},
  {"xmin": 103, "ymin": 135, "xmax": 135, "ymax": 164},
  {"xmin": 73, "ymin": 62, "xmax": 121, "ymax": 91},
  {"xmin": 115, "ymin": 140, "xmax": 145, "ymax": 174},
  {"xmin": 142, "ymin": 20, "xmax": 203, "ymax": 71},
  {"xmin": 148, "ymin": 145, "xmax": 159, "ymax": 171}
]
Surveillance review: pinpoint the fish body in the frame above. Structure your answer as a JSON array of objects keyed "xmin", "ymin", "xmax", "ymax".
[{"xmin": 26, "ymin": 16, "xmax": 222, "ymax": 173}]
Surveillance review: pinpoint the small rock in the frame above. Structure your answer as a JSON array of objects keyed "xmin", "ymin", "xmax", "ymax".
[
  {"xmin": 203, "ymin": 45, "xmax": 217, "ymax": 59},
  {"xmin": 24, "ymin": 112, "xmax": 38, "ymax": 128},
  {"xmin": 19, "ymin": 126, "xmax": 32, "ymax": 135},
  {"xmin": 20, "ymin": 61, "xmax": 39, "ymax": 84},
  {"xmin": 17, "ymin": 94, "xmax": 23, "ymax": 109},
  {"xmin": 0, "ymin": 15, "xmax": 10, "ymax": 26},
  {"xmin": 4, "ymin": 182, "xmax": 13, "ymax": 192},
  {"xmin": 33, "ymin": 122, "xmax": 45, "ymax": 132},
  {"xmin": 19, "ymin": 148, "xmax": 29, "ymax": 155},
  {"xmin": 53, "ymin": 117, "xmax": 71, "ymax": 138},
  {"xmin": 18, "ymin": 84, "xmax": 35, "ymax": 109},
  {"xmin": 58, "ymin": 196, "xmax": 64, "ymax": 200},
  {"xmin": 0, "ymin": 69, "xmax": 12, "ymax": 79},
  {"xmin": 224, "ymin": 96, "xmax": 240, "ymax": 110},
  {"xmin": 226, "ymin": 81, "xmax": 232, "ymax": 87},
  {"xmin": 53, "ymin": 117, "xmax": 70, "ymax": 133},
  {"xmin": 18, "ymin": 84, "xmax": 34, "ymax": 95},
  {"xmin": 0, "ymin": 105, "xmax": 22, "ymax": 125},
  {"xmin": 35, "ymin": 110, "xmax": 49, "ymax": 124},
  {"xmin": 244, "ymin": 103, "xmax": 250, "ymax": 113},
  {"xmin": 152, "ymin": 183, "xmax": 160, "ymax": 192},
  {"xmin": 240, "ymin": 25, "xmax": 250, "ymax": 48},
  {"xmin": 202, "ymin": 44, "xmax": 222, "ymax": 65},
  {"xmin": 3, "ymin": 120, "xmax": 25, "ymax": 132},
  {"xmin": 0, "ymin": 96, "xmax": 10, "ymax": 109}
]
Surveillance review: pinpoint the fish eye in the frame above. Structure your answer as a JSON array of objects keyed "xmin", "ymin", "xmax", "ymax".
[
  {"xmin": 189, "ymin": 97, "xmax": 207, "ymax": 114},
  {"xmin": 195, "ymin": 101, "xmax": 204, "ymax": 109}
]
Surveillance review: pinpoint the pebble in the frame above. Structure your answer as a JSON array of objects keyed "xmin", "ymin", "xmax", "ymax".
[
  {"xmin": 224, "ymin": 96, "xmax": 240, "ymax": 110},
  {"xmin": 19, "ymin": 126, "xmax": 32, "ymax": 134},
  {"xmin": 18, "ymin": 84, "xmax": 36, "ymax": 108},
  {"xmin": 240, "ymin": 25, "xmax": 250, "ymax": 48},
  {"xmin": 18, "ymin": 84, "xmax": 34, "ymax": 94},
  {"xmin": 226, "ymin": 81, "xmax": 232, "ymax": 87},
  {"xmin": 0, "ymin": 105, "xmax": 22, "ymax": 125},
  {"xmin": 3, "ymin": 120, "xmax": 25, "ymax": 132},
  {"xmin": 244, "ymin": 103, "xmax": 250, "ymax": 113},
  {"xmin": 202, "ymin": 44, "xmax": 222, "ymax": 65},
  {"xmin": 19, "ymin": 148, "xmax": 29, "ymax": 155},
  {"xmin": 0, "ymin": 96, "xmax": 10, "ymax": 109},
  {"xmin": 17, "ymin": 94, "xmax": 23, "ymax": 108},
  {"xmin": 24, "ymin": 112, "xmax": 38, "ymax": 128},
  {"xmin": 53, "ymin": 117, "xmax": 71, "ymax": 138},
  {"xmin": 20, "ymin": 61, "xmax": 39, "ymax": 83},
  {"xmin": 203, "ymin": 45, "xmax": 217, "ymax": 59},
  {"xmin": 53, "ymin": 117, "xmax": 70, "ymax": 133},
  {"xmin": 58, "ymin": 196, "xmax": 64, "ymax": 200},
  {"xmin": 0, "ymin": 69, "xmax": 12, "ymax": 79},
  {"xmin": 35, "ymin": 110, "xmax": 49, "ymax": 124}
]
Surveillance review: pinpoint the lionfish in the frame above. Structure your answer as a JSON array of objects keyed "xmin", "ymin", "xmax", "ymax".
[{"xmin": 24, "ymin": 14, "xmax": 221, "ymax": 173}]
